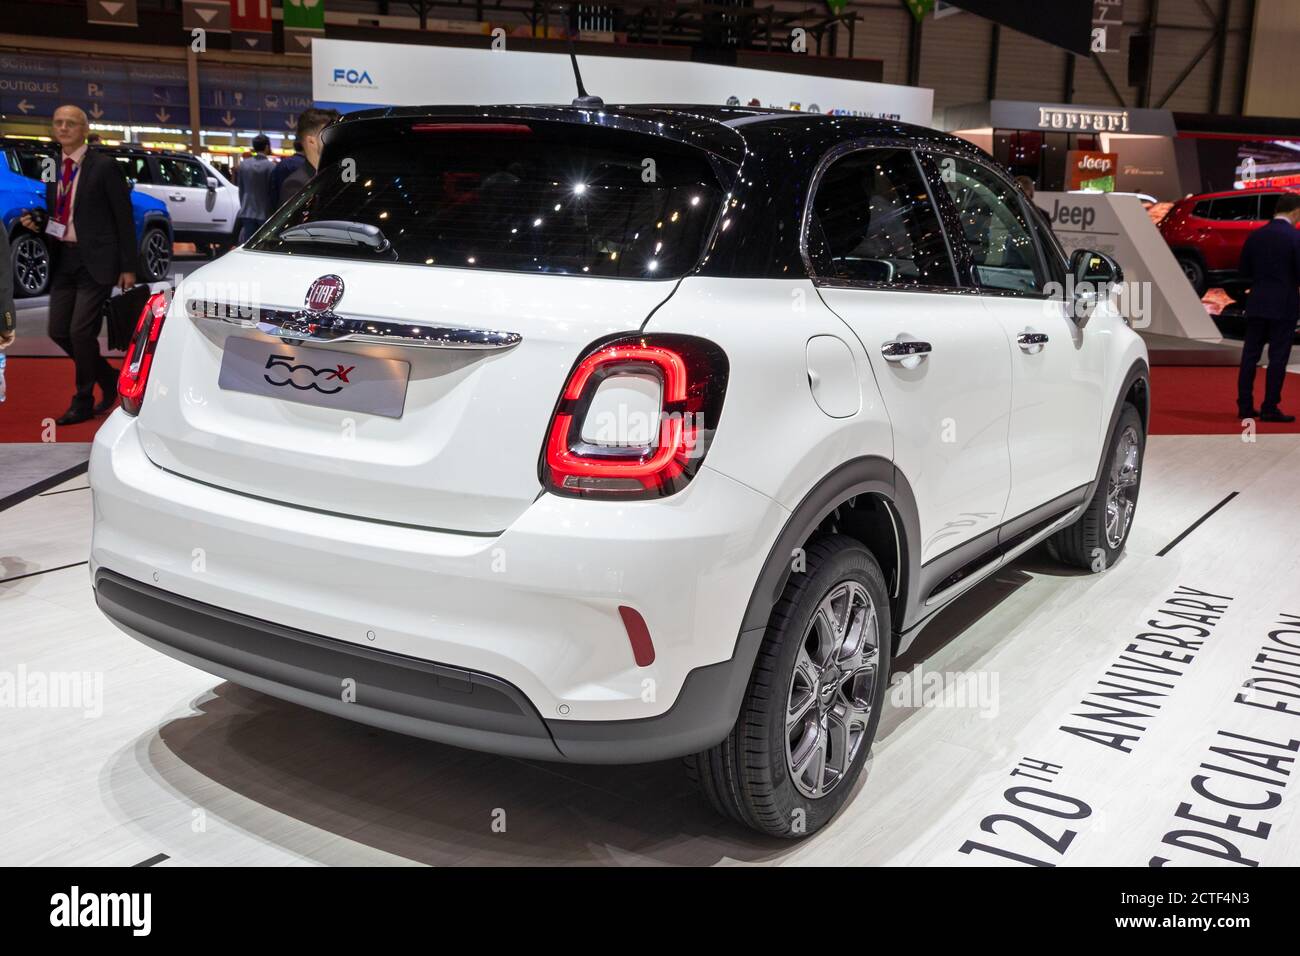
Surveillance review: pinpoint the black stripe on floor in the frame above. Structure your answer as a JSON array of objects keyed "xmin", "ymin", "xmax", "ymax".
[
  {"xmin": 38, "ymin": 485, "xmax": 90, "ymax": 497},
  {"xmin": 0, "ymin": 561, "xmax": 89, "ymax": 585},
  {"xmin": 0, "ymin": 461, "xmax": 89, "ymax": 514},
  {"xmin": 1156, "ymin": 492, "xmax": 1239, "ymax": 557},
  {"xmin": 132, "ymin": 853, "xmax": 169, "ymax": 867}
]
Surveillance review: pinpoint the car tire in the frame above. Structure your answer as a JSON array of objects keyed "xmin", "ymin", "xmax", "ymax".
[
  {"xmin": 685, "ymin": 533, "xmax": 891, "ymax": 838},
  {"xmin": 10, "ymin": 230, "xmax": 50, "ymax": 297},
  {"xmin": 138, "ymin": 226, "xmax": 172, "ymax": 282},
  {"xmin": 1047, "ymin": 403, "xmax": 1144, "ymax": 572},
  {"xmin": 1176, "ymin": 254, "xmax": 1208, "ymax": 296}
]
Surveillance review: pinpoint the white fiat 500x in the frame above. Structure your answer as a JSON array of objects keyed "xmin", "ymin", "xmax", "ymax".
[{"xmin": 90, "ymin": 105, "xmax": 1148, "ymax": 838}]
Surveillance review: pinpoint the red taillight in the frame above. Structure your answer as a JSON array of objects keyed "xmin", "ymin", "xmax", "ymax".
[
  {"xmin": 118, "ymin": 292, "xmax": 168, "ymax": 416},
  {"xmin": 541, "ymin": 334, "xmax": 728, "ymax": 500}
]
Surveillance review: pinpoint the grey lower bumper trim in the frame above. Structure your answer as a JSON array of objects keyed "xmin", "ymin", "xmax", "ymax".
[{"xmin": 93, "ymin": 571, "xmax": 758, "ymax": 765}]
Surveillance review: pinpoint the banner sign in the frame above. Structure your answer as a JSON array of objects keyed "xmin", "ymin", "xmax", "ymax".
[
  {"xmin": 943, "ymin": 0, "xmax": 1093, "ymax": 56},
  {"xmin": 310, "ymin": 38, "xmax": 935, "ymax": 126},
  {"xmin": 1066, "ymin": 149, "xmax": 1119, "ymax": 191},
  {"xmin": 0, "ymin": 52, "xmax": 310, "ymax": 132}
]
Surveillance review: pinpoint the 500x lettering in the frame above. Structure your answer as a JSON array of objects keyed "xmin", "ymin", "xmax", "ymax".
[{"xmin": 264, "ymin": 354, "xmax": 357, "ymax": 394}]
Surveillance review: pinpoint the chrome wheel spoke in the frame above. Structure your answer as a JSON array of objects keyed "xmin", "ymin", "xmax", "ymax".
[
  {"xmin": 786, "ymin": 578, "xmax": 878, "ymax": 800},
  {"xmin": 1103, "ymin": 426, "xmax": 1141, "ymax": 548}
]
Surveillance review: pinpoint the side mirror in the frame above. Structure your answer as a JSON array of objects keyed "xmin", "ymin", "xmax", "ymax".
[
  {"xmin": 206, "ymin": 177, "xmax": 218, "ymax": 191},
  {"xmin": 126, "ymin": 178, "xmax": 135, "ymax": 191},
  {"xmin": 1068, "ymin": 248, "xmax": 1122, "ymax": 323}
]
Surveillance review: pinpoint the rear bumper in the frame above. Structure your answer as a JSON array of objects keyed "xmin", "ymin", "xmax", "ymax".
[
  {"xmin": 89, "ymin": 412, "xmax": 788, "ymax": 757},
  {"xmin": 95, "ymin": 569, "xmax": 764, "ymax": 763}
]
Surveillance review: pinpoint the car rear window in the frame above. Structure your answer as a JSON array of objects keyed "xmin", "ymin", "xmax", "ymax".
[{"xmin": 247, "ymin": 121, "xmax": 725, "ymax": 279}]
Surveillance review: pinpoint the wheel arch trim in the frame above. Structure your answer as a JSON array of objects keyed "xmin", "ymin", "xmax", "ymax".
[{"xmin": 738, "ymin": 455, "xmax": 921, "ymax": 640}]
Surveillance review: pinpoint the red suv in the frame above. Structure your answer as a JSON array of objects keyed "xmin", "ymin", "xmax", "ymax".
[{"xmin": 1159, "ymin": 188, "xmax": 1300, "ymax": 294}]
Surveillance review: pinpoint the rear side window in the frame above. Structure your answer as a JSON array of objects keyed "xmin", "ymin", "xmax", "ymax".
[
  {"xmin": 1208, "ymin": 195, "xmax": 1260, "ymax": 221},
  {"xmin": 157, "ymin": 157, "xmax": 207, "ymax": 188},
  {"xmin": 806, "ymin": 148, "xmax": 956, "ymax": 287},
  {"xmin": 1259, "ymin": 193, "xmax": 1284, "ymax": 219},
  {"xmin": 247, "ymin": 122, "xmax": 725, "ymax": 279},
  {"xmin": 112, "ymin": 154, "xmax": 153, "ymax": 184},
  {"xmin": 939, "ymin": 155, "xmax": 1048, "ymax": 294}
]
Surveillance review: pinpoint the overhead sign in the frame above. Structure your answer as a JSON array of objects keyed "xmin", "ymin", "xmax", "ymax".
[
  {"xmin": 284, "ymin": 0, "xmax": 326, "ymax": 57},
  {"xmin": 231, "ymin": 0, "xmax": 272, "ymax": 52},
  {"xmin": 969, "ymin": 100, "xmax": 1178, "ymax": 137},
  {"xmin": 1092, "ymin": 0, "xmax": 1125, "ymax": 53},
  {"xmin": 87, "ymin": 0, "xmax": 138, "ymax": 26},
  {"xmin": 310, "ymin": 38, "xmax": 935, "ymax": 126},
  {"xmin": 182, "ymin": 0, "xmax": 231, "ymax": 34}
]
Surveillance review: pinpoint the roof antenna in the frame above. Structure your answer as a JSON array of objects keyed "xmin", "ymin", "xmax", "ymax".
[{"xmin": 561, "ymin": 5, "xmax": 603, "ymax": 109}]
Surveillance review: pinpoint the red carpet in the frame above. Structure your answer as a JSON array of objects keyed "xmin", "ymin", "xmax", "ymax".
[
  {"xmin": 0, "ymin": 357, "xmax": 121, "ymax": 443},
  {"xmin": 1149, "ymin": 366, "xmax": 1300, "ymax": 435},
  {"xmin": 2, "ymin": 357, "xmax": 1297, "ymax": 442}
]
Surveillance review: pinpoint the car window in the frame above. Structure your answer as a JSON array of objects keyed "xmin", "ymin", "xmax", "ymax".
[
  {"xmin": 1024, "ymin": 202, "xmax": 1068, "ymax": 290},
  {"xmin": 14, "ymin": 148, "xmax": 49, "ymax": 182},
  {"xmin": 1259, "ymin": 193, "xmax": 1285, "ymax": 219},
  {"xmin": 806, "ymin": 148, "xmax": 956, "ymax": 287},
  {"xmin": 248, "ymin": 121, "xmax": 724, "ymax": 279},
  {"xmin": 1208, "ymin": 195, "xmax": 1260, "ymax": 221},
  {"xmin": 157, "ymin": 157, "xmax": 208, "ymax": 188},
  {"xmin": 1192, "ymin": 199, "xmax": 1212, "ymax": 218},
  {"xmin": 938, "ymin": 156, "xmax": 1048, "ymax": 294},
  {"xmin": 111, "ymin": 154, "xmax": 152, "ymax": 185}
]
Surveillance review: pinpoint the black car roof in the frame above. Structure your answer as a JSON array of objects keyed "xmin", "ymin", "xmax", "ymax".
[
  {"xmin": 321, "ymin": 103, "xmax": 998, "ymax": 280},
  {"xmin": 327, "ymin": 103, "xmax": 985, "ymax": 169}
]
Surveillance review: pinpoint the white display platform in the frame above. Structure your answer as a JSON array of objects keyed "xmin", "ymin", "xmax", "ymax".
[{"xmin": 1038, "ymin": 191, "xmax": 1223, "ymax": 343}]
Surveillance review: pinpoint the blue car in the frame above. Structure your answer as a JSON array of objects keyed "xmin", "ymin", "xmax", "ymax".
[{"xmin": 1, "ymin": 138, "xmax": 174, "ymax": 297}]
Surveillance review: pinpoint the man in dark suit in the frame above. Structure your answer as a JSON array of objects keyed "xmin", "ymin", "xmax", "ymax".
[
  {"xmin": 21, "ymin": 104, "xmax": 136, "ymax": 425},
  {"xmin": 1237, "ymin": 193, "xmax": 1300, "ymax": 422}
]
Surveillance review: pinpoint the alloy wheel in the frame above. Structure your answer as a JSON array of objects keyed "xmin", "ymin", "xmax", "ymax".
[
  {"xmin": 144, "ymin": 230, "xmax": 171, "ymax": 279},
  {"xmin": 785, "ymin": 579, "xmax": 880, "ymax": 799},
  {"xmin": 13, "ymin": 234, "xmax": 49, "ymax": 295},
  {"xmin": 1105, "ymin": 424, "xmax": 1141, "ymax": 549}
]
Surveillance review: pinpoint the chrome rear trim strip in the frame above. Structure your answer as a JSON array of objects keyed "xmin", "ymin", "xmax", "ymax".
[{"xmin": 186, "ymin": 299, "xmax": 522, "ymax": 351}]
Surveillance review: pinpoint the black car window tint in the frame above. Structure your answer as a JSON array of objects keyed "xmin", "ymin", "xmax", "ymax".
[{"xmin": 810, "ymin": 148, "xmax": 957, "ymax": 287}]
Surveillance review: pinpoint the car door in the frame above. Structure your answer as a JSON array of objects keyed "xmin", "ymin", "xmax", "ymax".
[
  {"xmin": 809, "ymin": 146, "xmax": 1013, "ymax": 575},
  {"xmin": 1206, "ymin": 193, "xmax": 1262, "ymax": 273},
  {"xmin": 929, "ymin": 153, "xmax": 1105, "ymax": 526},
  {"xmin": 198, "ymin": 158, "xmax": 240, "ymax": 233},
  {"xmin": 155, "ymin": 155, "xmax": 216, "ymax": 234}
]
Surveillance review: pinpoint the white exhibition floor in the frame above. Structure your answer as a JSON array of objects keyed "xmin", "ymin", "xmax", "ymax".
[{"xmin": 2, "ymin": 435, "xmax": 1299, "ymax": 867}]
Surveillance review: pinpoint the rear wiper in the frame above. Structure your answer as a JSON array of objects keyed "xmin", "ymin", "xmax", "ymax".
[{"xmin": 279, "ymin": 220, "xmax": 392, "ymax": 253}]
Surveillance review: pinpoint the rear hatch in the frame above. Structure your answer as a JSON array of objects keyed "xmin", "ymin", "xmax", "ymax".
[{"xmin": 136, "ymin": 114, "xmax": 729, "ymax": 533}]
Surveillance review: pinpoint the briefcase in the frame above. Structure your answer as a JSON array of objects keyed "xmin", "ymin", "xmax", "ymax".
[{"xmin": 103, "ymin": 284, "xmax": 154, "ymax": 353}]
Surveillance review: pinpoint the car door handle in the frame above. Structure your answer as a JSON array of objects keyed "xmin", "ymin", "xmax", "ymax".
[
  {"xmin": 169, "ymin": 194, "xmax": 186, "ymax": 202},
  {"xmin": 1017, "ymin": 332, "xmax": 1049, "ymax": 353},
  {"xmin": 880, "ymin": 339, "xmax": 932, "ymax": 368}
]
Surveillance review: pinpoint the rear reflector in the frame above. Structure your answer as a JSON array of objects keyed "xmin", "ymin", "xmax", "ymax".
[
  {"xmin": 618, "ymin": 606, "xmax": 656, "ymax": 667},
  {"xmin": 118, "ymin": 292, "xmax": 169, "ymax": 416}
]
